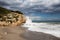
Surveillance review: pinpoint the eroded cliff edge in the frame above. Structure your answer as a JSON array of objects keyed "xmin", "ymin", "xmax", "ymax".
[{"xmin": 0, "ymin": 7, "xmax": 26, "ymax": 27}]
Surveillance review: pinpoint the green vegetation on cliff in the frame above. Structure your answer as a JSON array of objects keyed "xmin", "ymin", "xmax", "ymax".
[
  {"xmin": 0, "ymin": 7, "xmax": 11, "ymax": 14},
  {"xmin": 0, "ymin": 7, "xmax": 23, "ymax": 14}
]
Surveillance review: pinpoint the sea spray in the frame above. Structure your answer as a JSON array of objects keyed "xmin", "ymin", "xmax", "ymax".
[{"xmin": 23, "ymin": 16, "xmax": 60, "ymax": 38}]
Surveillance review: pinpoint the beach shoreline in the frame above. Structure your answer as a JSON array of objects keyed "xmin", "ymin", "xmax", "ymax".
[{"xmin": 0, "ymin": 26, "xmax": 59, "ymax": 40}]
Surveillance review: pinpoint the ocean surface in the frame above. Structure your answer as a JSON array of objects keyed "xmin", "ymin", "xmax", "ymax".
[{"xmin": 23, "ymin": 17, "xmax": 60, "ymax": 38}]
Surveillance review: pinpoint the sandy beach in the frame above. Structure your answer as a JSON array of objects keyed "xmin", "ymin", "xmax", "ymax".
[
  {"xmin": 0, "ymin": 26, "xmax": 59, "ymax": 40},
  {"xmin": 22, "ymin": 30, "xmax": 60, "ymax": 40}
]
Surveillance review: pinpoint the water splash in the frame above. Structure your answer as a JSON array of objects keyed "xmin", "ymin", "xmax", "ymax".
[{"xmin": 23, "ymin": 16, "xmax": 60, "ymax": 38}]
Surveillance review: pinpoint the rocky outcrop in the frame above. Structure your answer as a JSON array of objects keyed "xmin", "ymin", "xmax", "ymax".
[{"xmin": 0, "ymin": 7, "xmax": 26, "ymax": 27}]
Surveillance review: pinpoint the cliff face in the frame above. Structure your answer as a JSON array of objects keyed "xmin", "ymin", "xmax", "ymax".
[
  {"xmin": 0, "ymin": 7, "xmax": 26, "ymax": 27},
  {"xmin": 0, "ymin": 7, "xmax": 26, "ymax": 40}
]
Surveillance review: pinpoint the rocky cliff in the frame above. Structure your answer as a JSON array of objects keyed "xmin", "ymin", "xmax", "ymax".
[{"xmin": 0, "ymin": 7, "xmax": 26, "ymax": 27}]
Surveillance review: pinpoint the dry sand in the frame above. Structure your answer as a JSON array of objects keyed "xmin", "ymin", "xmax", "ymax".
[{"xmin": 0, "ymin": 26, "xmax": 59, "ymax": 40}]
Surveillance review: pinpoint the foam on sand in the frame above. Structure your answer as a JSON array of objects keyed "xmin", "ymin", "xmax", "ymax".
[{"xmin": 23, "ymin": 16, "xmax": 60, "ymax": 38}]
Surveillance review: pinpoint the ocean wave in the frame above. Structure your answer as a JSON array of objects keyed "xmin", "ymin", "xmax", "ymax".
[{"xmin": 23, "ymin": 16, "xmax": 60, "ymax": 38}]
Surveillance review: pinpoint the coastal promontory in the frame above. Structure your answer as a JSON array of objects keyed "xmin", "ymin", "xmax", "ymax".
[{"xmin": 0, "ymin": 7, "xmax": 26, "ymax": 27}]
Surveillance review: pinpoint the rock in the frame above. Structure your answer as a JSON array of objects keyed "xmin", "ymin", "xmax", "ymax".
[{"xmin": 0, "ymin": 7, "xmax": 26, "ymax": 27}]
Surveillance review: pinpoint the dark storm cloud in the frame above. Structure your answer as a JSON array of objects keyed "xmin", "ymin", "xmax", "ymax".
[
  {"xmin": 29, "ymin": 3, "xmax": 60, "ymax": 13},
  {"xmin": 0, "ymin": 0, "xmax": 60, "ymax": 13},
  {"xmin": 52, "ymin": 4, "xmax": 60, "ymax": 7},
  {"xmin": 0, "ymin": 1, "xmax": 9, "ymax": 6}
]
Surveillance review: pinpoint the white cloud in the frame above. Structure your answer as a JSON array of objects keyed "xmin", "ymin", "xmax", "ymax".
[
  {"xmin": 22, "ymin": 0, "xmax": 60, "ymax": 7},
  {"xmin": 0, "ymin": 0, "xmax": 59, "ymax": 7},
  {"xmin": 0, "ymin": 0, "xmax": 60, "ymax": 7},
  {"xmin": 0, "ymin": 0, "xmax": 60, "ymax": 13},
  {"xmin": 0, "ymin": 0, "xmax": 23, "ymax": 4}
]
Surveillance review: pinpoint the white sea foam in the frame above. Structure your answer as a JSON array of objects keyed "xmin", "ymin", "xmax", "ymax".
[{"xmin": 23, "ymin": 16, "xmax": 60, "ymax": 38}]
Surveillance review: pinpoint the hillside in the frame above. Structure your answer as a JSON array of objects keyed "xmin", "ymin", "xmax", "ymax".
[
  {"xmin": 0, "ymin": 7, "xmax": 26, "ymax": 27},
  {"xmin": 0, "ymin": 7, "xmax": 11, "ymax": 14}
]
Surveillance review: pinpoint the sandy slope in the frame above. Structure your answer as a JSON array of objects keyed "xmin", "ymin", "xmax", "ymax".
[{"xmin": 0, "ymin": 26, "xmax": 26, "ymax": 40}]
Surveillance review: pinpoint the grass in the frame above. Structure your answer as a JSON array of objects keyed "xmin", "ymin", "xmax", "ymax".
[{"xmin": 0, "ymin": 7, "xmax": 11, "ymax": 14}]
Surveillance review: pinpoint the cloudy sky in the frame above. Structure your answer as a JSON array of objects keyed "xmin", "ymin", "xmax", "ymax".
[{"xmin": 0, "ymin": 0, "xmax": 60, "ymax": 21}]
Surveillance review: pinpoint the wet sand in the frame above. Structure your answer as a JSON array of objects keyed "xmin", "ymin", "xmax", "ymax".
[
  {"xmin": 22, "ymin": 30, "xmax": 60, "ymax": 40},
  {"xmin": 0, "ymin": 26, "xmax": 59, "ymax": 40}
]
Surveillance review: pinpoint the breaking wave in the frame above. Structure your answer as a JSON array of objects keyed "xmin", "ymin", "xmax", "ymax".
[{"xmin": 23, "ymin": 16, "xmax": 60, "ymax": 38}]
